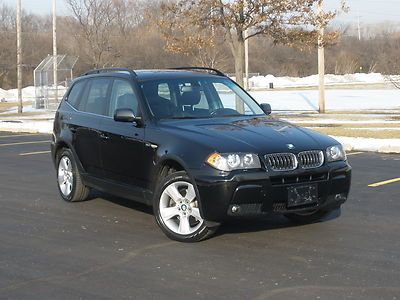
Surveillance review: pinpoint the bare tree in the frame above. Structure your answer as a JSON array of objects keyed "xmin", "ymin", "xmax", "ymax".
[
  {"xmin": 1, "ymin": 0, "xmax": 400, "ymax": 90},
  {"xmin": 113, "ymin": 0, "xmax": 146, "ymax": 36},
  {"xmin": 160, "ymin": 0, "xmax": 346, "ymax": 89},
  {"xmin": 0, "ymin": 2, "xmax": 16, "ymax": 87},
  {"xmin": 65, "ymin": 0, "xmax": 118, "ymax": 68}
]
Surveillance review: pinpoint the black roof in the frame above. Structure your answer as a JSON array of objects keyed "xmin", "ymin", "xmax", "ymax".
[
  {"xmin": 135, "ymin": 69, "xmax": 222, "ymax": 81},
  {"xmin": 79, "ymin": 68, "xmax": 225, "ymax": 82}
]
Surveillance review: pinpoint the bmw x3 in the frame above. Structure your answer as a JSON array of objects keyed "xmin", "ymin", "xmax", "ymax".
[{"xmin": 51, "ymin": 67, "xmax": 351, "ymax": 242}]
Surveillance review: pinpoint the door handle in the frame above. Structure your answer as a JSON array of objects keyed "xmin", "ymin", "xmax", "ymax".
[{"xmin": 99, "ymin": 132, "xmax": 109, "ymax": 140}]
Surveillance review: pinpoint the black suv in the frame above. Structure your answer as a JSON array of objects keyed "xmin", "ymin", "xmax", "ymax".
[{"xmin": 51, "ymin": 67, "xmax": 351, "ymax": 242}]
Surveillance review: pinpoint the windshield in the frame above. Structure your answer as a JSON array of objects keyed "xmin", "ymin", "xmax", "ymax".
[{"xmin": 139, "ymin": 77, "xmax": 264, "ymax": 119}]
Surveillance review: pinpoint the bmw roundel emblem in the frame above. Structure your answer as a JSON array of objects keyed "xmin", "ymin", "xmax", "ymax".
[{"xmin": 287, "ymin": 144, "xmax": 295, "ymax": 150}]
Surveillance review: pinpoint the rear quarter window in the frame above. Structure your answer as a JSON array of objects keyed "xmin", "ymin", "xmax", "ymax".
[{"xmin": 66, "ymin": 80, "xmax": 86, "ymax": 109}]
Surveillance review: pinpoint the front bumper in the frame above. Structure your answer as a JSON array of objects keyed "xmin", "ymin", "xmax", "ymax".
[{"xmin": 192, "ymin": 161, "xmax": 351, "ymax": 222}]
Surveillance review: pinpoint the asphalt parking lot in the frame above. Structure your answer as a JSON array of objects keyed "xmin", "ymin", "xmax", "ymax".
[{"xmin": 0, "ymin": 132, "xmax": 399, "ymax": 300}]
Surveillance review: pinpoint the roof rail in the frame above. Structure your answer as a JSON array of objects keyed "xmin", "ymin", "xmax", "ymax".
[
  {"xmin": 170, "ymin": 67, "xmax": 226, "ymax": 77},
  {"xmin": 81, "ymin": 68, "xmax": 137, "ymax": 77}
]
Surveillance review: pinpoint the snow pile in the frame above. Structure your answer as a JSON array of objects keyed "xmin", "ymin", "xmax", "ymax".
[
  {"xmin": 0, "ymin": 86, "xmax": 36, "ymax": 101},
  {"xmin": 0, "ymin": 120, "xmax": 53, "ymax": 134},
  {"xmin": 0, "ymin": 86, "xmax": 67, "ymax": 102},
  {"xmin": 249, "ymin": 73, "xmax": 390, "ymax": 88},
  {"xmin": 0, "ymin": 88, "xmax": 6, "ymax": 99}
]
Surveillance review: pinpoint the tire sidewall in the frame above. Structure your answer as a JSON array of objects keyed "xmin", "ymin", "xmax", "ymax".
[
  {"xmin": 56, "ymin": 148, "xmax": 78, "ymax": 202},
  {"xmin": 153, "ymin": 171, "xmax": 210, "ymax": 242}
]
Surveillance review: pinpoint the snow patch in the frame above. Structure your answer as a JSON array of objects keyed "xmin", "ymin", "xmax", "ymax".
[
  {"xmin": 0, "ymin": 86, "xmax": 67, "ymax": 102},
  {"xmin": 251, "ymin": 89, "xmax": 400, "ymax": 111},
  {"xmin": 334, "ymin": 136, "xmax": 400, "ymax": 153},
  {"xmin": 249, "ymin": 73, "xmax": 393, "ymax": 88}
]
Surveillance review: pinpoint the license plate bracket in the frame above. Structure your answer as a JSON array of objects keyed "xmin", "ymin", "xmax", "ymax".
[{"xmin": 287, "ymin": 184, "xmax": 318, "ymax": 208}]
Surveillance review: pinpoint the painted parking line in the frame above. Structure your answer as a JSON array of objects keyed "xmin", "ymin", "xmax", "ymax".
[
  {"xmin": 19, "ymin": 150, "xmax": 51, "ymax": 156},
  {"xmin": 347, "ymin": 152, "xmax": 364, "ymax": 156},
  {"xmin": 368, "ymin": 178, "xmax": 400, "ymax": 187},
  {"xmin": 0, "ymin": 133, "xmax": 45, "ymax": 138},
  {"xmin": 0, "ymin": 140, "xmax": 50, "ymax": 147}
]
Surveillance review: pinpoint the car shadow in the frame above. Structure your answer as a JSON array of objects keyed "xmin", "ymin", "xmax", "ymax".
[
  {"xmin": 88, "ymin": 190, "xmax": 153, "ymax": 216},
  {"xmin": 88, "ymin": 190, "xmax": 341, "ymax": 237},
  {"xmin": 215, "ymin": 208, "xmax": 341, "ymax": 236}
]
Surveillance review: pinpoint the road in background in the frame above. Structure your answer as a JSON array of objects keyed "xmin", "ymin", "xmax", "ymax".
[{"xmin": 0, "ymin": 132, "xmax": 399, "ymax": 299}]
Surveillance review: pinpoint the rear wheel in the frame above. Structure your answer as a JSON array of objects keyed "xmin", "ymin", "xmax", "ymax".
[
  {"xmin": 153, "ymin": 171, "xmax": 218, "ymax": 242},
  {"xmin": 56, "ymin": 148, "xmax": 90, "ymax": 202},
  {"xmin": 284, "ymin": 208, "xmax": 336, "ymax": 224}
]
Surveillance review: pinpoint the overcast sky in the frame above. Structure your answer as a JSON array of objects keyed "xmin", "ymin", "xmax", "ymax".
[{"xmin": 2, "ymin": 0, "xmax": 400, "ymax": 24}]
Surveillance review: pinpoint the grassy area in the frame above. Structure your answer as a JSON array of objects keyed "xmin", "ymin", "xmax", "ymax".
[
  {"xmin": 296, "ymin": 123, "xmax": 400, "ymax": 129},
  {"xmin": 0, "ymin": 102, "xmax": 31, "ymax": 113},
  {"xmin": 250, "ymin": 82, "xmax": 396, "ymax": 91},
  {"xmin": 280, "ymin": 112, "xmax": 400, "ymax": 139},
  {"xmin": 0, "ymin": 111, "xmax": 49, "ymax": 118},
  {"xmin": 278, "ymin": 114, "xmax": 400, "ymax": 122},
  {"xmin": 309, "ymin": 127, "xmax": 400, "ymax": 139}
]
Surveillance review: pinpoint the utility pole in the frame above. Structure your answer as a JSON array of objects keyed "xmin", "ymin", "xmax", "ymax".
[
  {"xmin": 244, "ymin": 29, "xmax": 249, "ymax": 91},
  {"xmin": 357, "ymin": 13, "xmax": 361, "ymax": 41},
  {"xmin": 317, "ymin": 0, "xmax": 325, "ymax": 113},
  {"xmin": 16, "ymin": 0, "xmax": 22, "ymax": 114},
  {"xmin": 53, "ymin": 0, "xmax": 58, "ymax": 105}
]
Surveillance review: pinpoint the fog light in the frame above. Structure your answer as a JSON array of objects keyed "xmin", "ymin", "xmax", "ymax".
[{"xmin": 231, "ymin": 205, "xmax": 240, "ymax": 213}]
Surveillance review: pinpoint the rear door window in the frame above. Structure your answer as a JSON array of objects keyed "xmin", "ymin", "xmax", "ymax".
[{"xmin": 78, "ymin": 78, "xmax": 112, "ymax": 116}]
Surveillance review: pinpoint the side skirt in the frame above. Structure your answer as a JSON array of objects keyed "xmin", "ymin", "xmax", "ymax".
[{"xmin": 82, "ymin": 174, "xmax": 153, "ymax": 206}]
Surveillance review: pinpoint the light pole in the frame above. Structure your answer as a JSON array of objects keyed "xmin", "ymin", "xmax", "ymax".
[
  {"xmin": 53, "ymin": 0, "xmax": 58, "ymax": 105},
  {"xmin": 16, "ymin": 0, "xmax": 22, "ymax": 113},
  {"xmin": 318, "ymin": 0, "xmax": 326, "ymax": 113},
  {"xmin": 244, "ymin": 29, "xmax": 249, "ymax": 91}
]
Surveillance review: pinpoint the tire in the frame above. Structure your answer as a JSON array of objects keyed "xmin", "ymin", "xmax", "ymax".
[
  {"xmin": 284, "ymin": 208, "xmax": 337, "ymax": 224},
  {"xmin": 153, "ymin": 171, "xmax": 219, "ymax": 242},
  {"xmin": 56, "ymin": 148, "xmax": 90, "ymax": 202}
]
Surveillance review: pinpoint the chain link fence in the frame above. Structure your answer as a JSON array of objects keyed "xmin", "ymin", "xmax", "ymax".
[{"xmin": 33, "ymin": 55, "xmax": 78, "ymax": 110}]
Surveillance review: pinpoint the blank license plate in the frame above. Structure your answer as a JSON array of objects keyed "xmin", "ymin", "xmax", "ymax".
[{"xmin": 287, "ymin": 184, "xmax": 318, "ymax": 208}]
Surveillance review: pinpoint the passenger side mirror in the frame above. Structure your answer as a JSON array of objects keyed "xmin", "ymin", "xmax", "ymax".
[
  {"xmin": 260, "ymin": 103, "xmax": 272, "ymax": 115},
  {"xmin": 114, "ymin": 108, "xmax": 141, "ymax": 125}
]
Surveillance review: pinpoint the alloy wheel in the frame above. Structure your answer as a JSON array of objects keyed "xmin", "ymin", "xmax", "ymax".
[
  {"xmin": 159, "ymin": 181, "xmax": 203, "ymax": 235},
  {"xmin": 58, "ymin": 156, "xmax": 74, "ymax": 197}
]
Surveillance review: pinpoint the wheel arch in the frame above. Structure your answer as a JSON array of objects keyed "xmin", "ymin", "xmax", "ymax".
[
  {"xmin": 152, "ymin": 155, "xmax": 189, "ymax": 190},
  {"xmin": 53, "ymin": 139, "xmax": 86, "ymax": 174}
]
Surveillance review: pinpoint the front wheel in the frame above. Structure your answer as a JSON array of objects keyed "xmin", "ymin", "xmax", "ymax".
[
  {"xmin": 284, "ymin": 208, "xmax": 337, "ymax": 224},
  {"xmin": 153, "ymin": 171, "xmax": 219, "ymax": 242}
]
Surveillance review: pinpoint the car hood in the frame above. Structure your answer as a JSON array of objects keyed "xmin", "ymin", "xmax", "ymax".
[{"xmin": 161, "ymin": 116, "xmax": 338, "ymax": 154}]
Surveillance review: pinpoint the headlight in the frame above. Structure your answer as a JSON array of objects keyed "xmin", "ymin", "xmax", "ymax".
[
  {"xmin": 326, "ymin": 145, "xmax": 346, "ymax": 162},
  {"xmin": 206, "ymin": 152, "xmax": 261, "ymax": 171}
]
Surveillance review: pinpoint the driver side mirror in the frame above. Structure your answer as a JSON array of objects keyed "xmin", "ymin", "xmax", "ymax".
[
  {"xmin": 114, "ymin": 108, "xmax": 142, "ymax": 126},
  {"xmin": 260, "ymin": 103, "xmax": 272, "ymax": 115}
]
